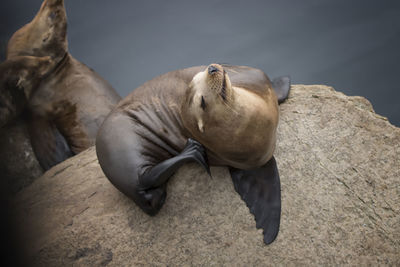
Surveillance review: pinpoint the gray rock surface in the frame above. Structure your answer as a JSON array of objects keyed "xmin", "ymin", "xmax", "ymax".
[{"xmin": 12, "ymin": 85, "xmax": 400, "ymax": 266}]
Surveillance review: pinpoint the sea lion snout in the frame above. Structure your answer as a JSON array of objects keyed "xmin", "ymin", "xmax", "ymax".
[
  {"xmin": 207, "ymin": 64, "xmax": 224, "ymax": 75},
  {"xmin": 185, "ymin": 64, "xmax": 233, "ymax": 122},
  {"xmin": 204, "ymin": 64, "xmax": 230, "ymax": 95},
  {"xmin": 208, "ymin": 65, "xmax": 219, "ymax": 74}
]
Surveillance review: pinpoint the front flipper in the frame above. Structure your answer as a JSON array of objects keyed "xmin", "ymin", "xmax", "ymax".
[
  {"xmin": 139, "ymin": 138, "xmax": 210, "ymax": 190},
  {"xmin": 28, "ymin": 116, "xmax": 74, "ymax": 170},
  {"xmin": 135, "ymin": 138, "xmax": 210, "ymax": 216},
  {"xmin": 272, "ymin": 76, "xmax": 291, "ymax": 104},
  {"xmin": 229, "ymin": 156, "xmax": 281, "ymax": 244}
]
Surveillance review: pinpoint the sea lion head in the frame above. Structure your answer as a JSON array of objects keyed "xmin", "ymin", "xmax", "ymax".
[
  {"xmin": 182, "ymin": 63, "xmax": 278, "ymax": 168},
  {"xmin": 183, "ymin": 63, "xmax": 233, "ymax": 133},
  {"xmin": 6, "ymin": 0, "xmax": 67, "ymax": 61}
]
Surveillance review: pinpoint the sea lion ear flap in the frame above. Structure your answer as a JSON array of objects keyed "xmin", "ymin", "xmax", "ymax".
[
  {"xmin": 272, "ymin": 76, "xmax": 291, "ymax": 104},
  {"xmin": 229, "ymin": 156, "xmax": 281, "ymax": 245}
]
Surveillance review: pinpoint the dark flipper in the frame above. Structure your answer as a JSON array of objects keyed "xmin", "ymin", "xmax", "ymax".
[
  {"xmin": 133, "ymin": 138, "xmax": 210, "ymax": 216},
  {"xmin": 229, "ymin": 156, "xmax": 281, "ymax": 244},
  {"xmin": 139, "ymin": 138, "xmax": 210, "ymax": 189},
  {"xmin": 272, "ymin": 76, "xmax": 291, "ymax": 104},
  {"xmin": 28, "ymin": 116, "xmax": 74, "ymax": 170}
]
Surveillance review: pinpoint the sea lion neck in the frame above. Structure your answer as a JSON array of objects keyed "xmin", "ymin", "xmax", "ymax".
[
  {"xmin": 34, "ymin": 52, "xmax": 72, "ymax": 94},
  {"xmin": 48, "ymin": 52, "xmax": 70, "ymax": 77}
]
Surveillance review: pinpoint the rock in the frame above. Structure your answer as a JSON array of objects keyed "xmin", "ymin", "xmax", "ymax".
[{"xmin": 12, "ymin": 85, "xmax": 400, "ymax": 266}]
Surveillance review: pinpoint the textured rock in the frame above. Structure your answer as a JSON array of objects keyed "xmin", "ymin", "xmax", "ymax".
[{"xmin": 12, "ymin": 85, "xmax": 400, "ymax": 266}]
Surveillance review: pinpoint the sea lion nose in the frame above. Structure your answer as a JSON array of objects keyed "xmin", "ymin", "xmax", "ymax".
[{"xmin": 208, "ymin": 65, "xmax": 219, "ymax": 74}]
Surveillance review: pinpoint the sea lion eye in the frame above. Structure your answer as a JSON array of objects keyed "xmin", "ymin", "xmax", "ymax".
[{"xmin": 200, "ymin": 96, "xmax": 206, "ymax": 110}]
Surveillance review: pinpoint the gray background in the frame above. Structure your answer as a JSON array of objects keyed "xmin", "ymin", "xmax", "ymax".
[{"xmin": 1, "ymin": 0, "xmax": 399, "ymax": 126}]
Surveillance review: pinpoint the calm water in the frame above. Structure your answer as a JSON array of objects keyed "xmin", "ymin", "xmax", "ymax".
[{"xmin": 1, "ymin": 0, "xmax": 399, "ymax": 126}]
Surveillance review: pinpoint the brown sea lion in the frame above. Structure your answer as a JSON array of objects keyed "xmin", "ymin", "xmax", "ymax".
[
  {"xmin": 3, "ymin": 0, "xmax": 121, "ymax": 170},
  {"xmin": 96, "ymin": 63, "xmax": 290, "ymax": 244}
]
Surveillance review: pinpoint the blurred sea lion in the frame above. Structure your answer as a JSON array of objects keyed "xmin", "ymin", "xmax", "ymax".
[{"xmin": 2, "ymin": 0, "xmax": 121, "ymax": 172}]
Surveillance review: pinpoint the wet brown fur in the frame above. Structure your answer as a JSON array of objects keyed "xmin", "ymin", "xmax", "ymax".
[{"xmin": 3, "ymin": 0, "xmax": 120, "ymax": 169}]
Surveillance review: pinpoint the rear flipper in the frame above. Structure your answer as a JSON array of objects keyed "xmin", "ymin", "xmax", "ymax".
[
  {"xmin": 28, "ymin": 116, "xmax": 74, "ymax": 170},
  {"xmin": 229, "ymin": 156, "xmax": 281, "ymax": 244},
  {"xmin": 139, "ymin": 138, "xmax": 210, "ymax": 189},
  {"xmin": 272, "ymin": 76, "xmax": 291, "ymax": 104}
]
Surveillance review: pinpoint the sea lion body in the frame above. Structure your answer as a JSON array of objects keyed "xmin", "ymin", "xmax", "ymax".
[
  {"xmin": 108, "ymin": 64, "xmax": 277, "ymax": 169},
  {"xmin": 2, "ymin": 0, "xmax": 120, "ymax": 171},
  {"xmin": 96, "ymin": 64, "xmax": 289, "ymax": 244}
]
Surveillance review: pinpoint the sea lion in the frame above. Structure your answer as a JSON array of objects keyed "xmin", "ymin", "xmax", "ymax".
[
  {"xmin": 96, "ymin": 63, "xmax": 290, "ymax": 244},
  {"xmin": 3, "ymin": 0, "xmax": 121, "ymax": 170}
]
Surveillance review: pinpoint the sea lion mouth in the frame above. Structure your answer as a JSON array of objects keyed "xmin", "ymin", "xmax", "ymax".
[
  {"xmin": 208, "ymin": 65, "xmax": 219, "ymax": 74},
  {"xmin": 206, "ymin": 64, "xmax": 228, "ymax": 102},
  {"xmin": 207, "ymin": 64, "xmax": 223, "ymax": 76}
]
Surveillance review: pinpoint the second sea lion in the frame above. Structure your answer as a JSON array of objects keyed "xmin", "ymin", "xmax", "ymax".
[{"xmin": 4, "ymin": 0, "xmax": 121, "ymax": 170}]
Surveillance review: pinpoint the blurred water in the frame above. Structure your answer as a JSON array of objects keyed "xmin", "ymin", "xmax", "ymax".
[{"xmin": 1, "ymin": 0, "xmax": 399, "ymax": 126}]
